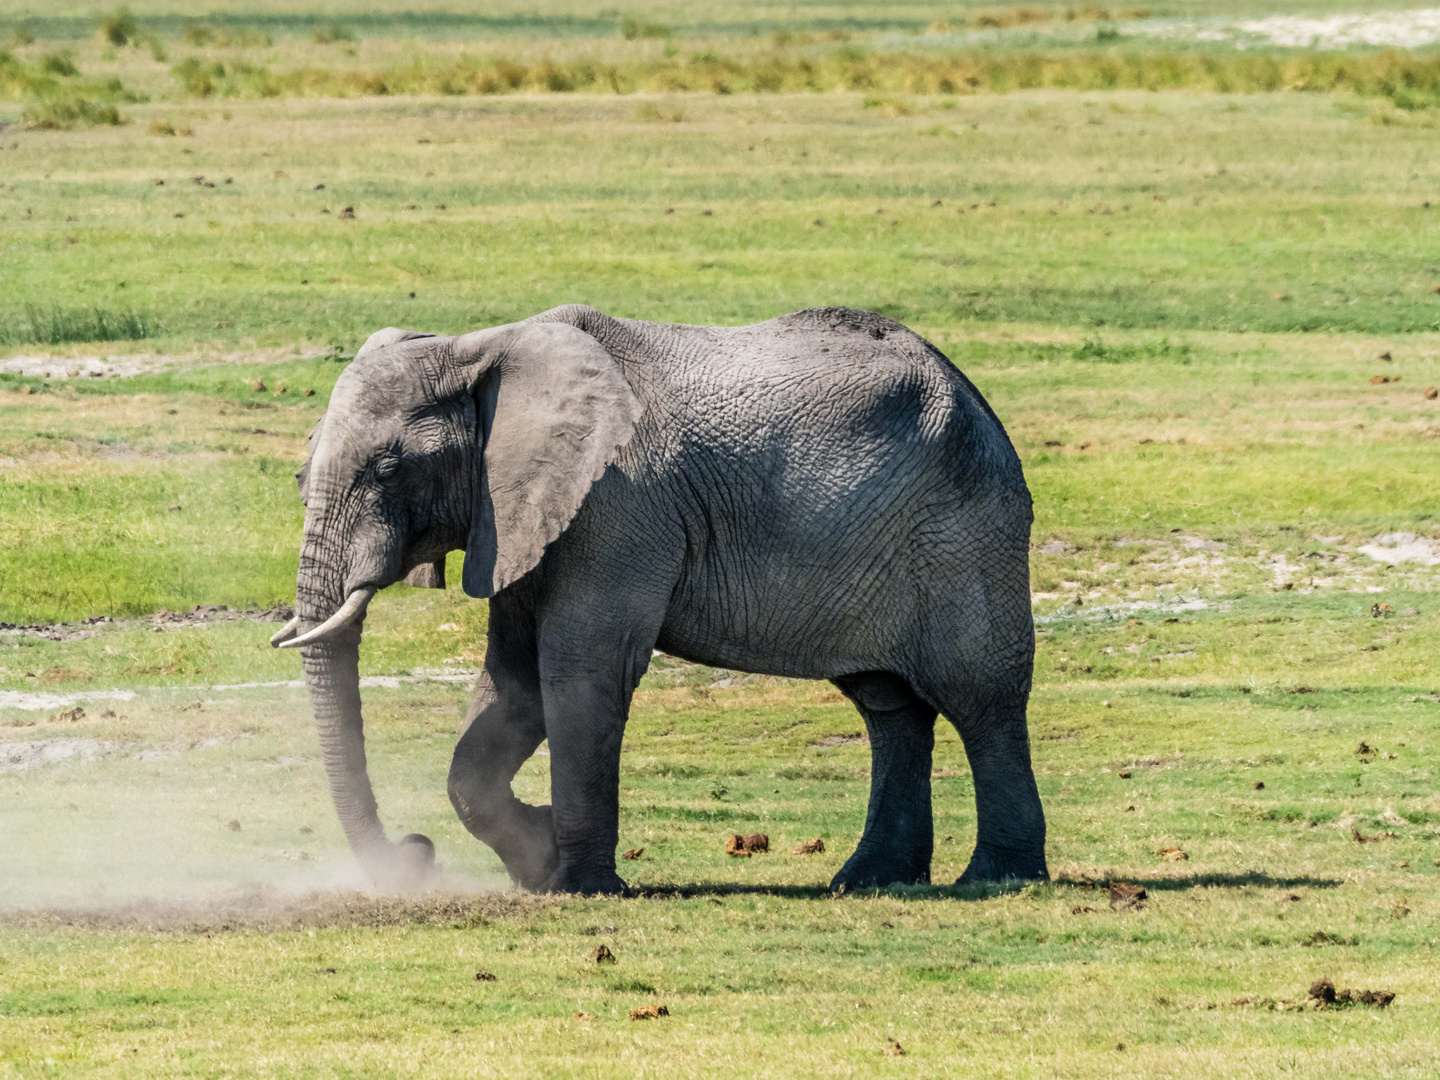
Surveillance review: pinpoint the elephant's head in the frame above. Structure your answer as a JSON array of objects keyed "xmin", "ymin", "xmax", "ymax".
[{"xmin": 270, "ymin": 320, "xmax": 641, "ymax": 885}]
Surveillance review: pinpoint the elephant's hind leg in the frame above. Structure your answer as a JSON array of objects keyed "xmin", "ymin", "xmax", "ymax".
[
  {"xmin": 448, "ymin": 606, "xmax": 558, "ymax": 891},
  {"xmin": 926, "ymin": 679, "xmax": 1047, "ymax": 885},
  {"xmin": 920, "ymin": 539, "xmax": 1048, "ymax": 886},
  {"xmin": 829, "ymin": 671, "xmax": 938, "ymax": 891}
]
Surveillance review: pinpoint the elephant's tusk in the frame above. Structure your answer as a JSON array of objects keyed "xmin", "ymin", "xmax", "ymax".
[
  {"xmin": 268, "ymin": 615, "xmax": 302, "ymax": 647},
  {"xmin": 277, "ymin": 588, "xmax": 376, "ymax": 650}
]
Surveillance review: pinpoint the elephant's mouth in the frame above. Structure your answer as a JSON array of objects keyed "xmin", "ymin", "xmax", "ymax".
[{"xmin": 271, "ymin": 586, "xmax": 375, "ymax": 650}]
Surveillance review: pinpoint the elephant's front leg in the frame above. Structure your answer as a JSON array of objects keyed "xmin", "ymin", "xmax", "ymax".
[
  {"xmin": 448, "ymin": 607, "xmax": 559, "ymax": 891},
  {"xmin": 541, "ymin": 673, "xmax": 632, "ymax": 896}
]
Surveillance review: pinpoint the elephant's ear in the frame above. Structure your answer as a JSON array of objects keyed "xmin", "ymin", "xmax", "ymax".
[
  {"xmin": 457, "ymin": 322, "xmax": 642, "ymax": 599},
  {"xmin": 404, "ymin": 561, "xmax": 446, "ymax": 589}
]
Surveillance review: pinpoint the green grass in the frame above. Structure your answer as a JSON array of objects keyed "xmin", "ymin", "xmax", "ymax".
[
  {"xmin": 0, "ymin": 304, "xmax": 155, "ymax": 345},
  {"xmin": 4, "ymin": 9, "xmax": 1440, "ymax": 1076},
  {"xmin": 1, "ymin": 660, "xmax": 1437, "ymax": 1076},
  {"xmin": 4, "ymin": 93, "xmax": 1440, "ymax": 352}
]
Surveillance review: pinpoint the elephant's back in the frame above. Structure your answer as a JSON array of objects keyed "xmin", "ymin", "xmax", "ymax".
[{"xmin": 535, "ymin": 301, "xmax": 1027, "ymax": 527}]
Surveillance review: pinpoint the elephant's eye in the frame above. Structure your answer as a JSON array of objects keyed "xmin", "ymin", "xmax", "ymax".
[{"xmin": 374, "ymin": 455, "xmax": 400, "ymax": 480}]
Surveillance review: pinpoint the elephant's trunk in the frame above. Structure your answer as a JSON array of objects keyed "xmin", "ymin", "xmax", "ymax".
[
  {"xmin": 292, "ymin": 533, "xmax": 431, "ymax": 886},
  {"xmin": 301, "ymin": 632, "xmax": 395, "ymax": 870}
]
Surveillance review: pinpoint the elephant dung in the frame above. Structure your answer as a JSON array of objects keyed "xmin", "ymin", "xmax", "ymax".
[
  {"xmin": 474, "ymin": 971, "xmax": 497, "ymax": 982},
  {"xmin": 1158, "ymin": 846, "xmax": 1188, "ymax": 862},
  {"xmin": 726, "ymin": 833, "xmax": 769, "ymax": 857},
  {"xmin": 621, "ymin": 847, "xmax": 644, "ymax": 860},
  {"xmin": 1109, "ymin": 882, "xmax": 1146, "ymax": 911},
  {"xmin": 1309, "ymin": 978, "xmax": 1337, "ymax": 1004},
  {"xmin": 793, "ymin": 838, "xmax": 826, "ymax": 855},
  {"xmin": 629, "ymin": 1005, "xmax": 669, "ymax": 1020},
  {"xmin": 1309, "ymin": 978, "xmax": 1395, "ymax": 1009}
]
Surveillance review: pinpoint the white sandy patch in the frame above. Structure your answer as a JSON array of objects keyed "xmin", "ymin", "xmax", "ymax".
[
  {"xmin": 0, "ymin": 355, "xmax": 172, "ymax": 380},
  {"xmin": 0, "ymin": 688, "xmax": 136, "ymax": 712},
  {"xmin": 893, "ymin": 8, "xmax": 1440, "ymax": 51},
  {"xmin": 1036, "ymin": 595, "xmax": 1213, "ymax": 624},
  {"xmin": 0, "ymin": 733, "xmax": 257, "ymax": 774},
  {"xmin": 1, "ymin": 737, "xmax": 124, "ymax": 774},
  {"xmin": 1269, "ymin": 552, "xmax": 1297, "ymax": 587},
  {"xmin": 1127, "ymin": 8, "xmax": 1440, "ymax": 49},
  {"xmin": 1357, "ymin": 532, "xmax": 1440, "ymax": 566},
  {"xmin": 0, "ymin": 347, "xmax": 333, "ymax": 381}
]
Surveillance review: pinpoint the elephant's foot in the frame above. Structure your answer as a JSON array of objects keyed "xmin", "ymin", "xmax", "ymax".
[
  {"xmin": 830, "ymin": 847, "xmax": 930, "ymax": 893},
  {"xmin": 956, "ymin": 843, "xmax": 1048, "ymax": 885},
  {"xmin": 549, "ymin": 866, "xmax": 629, "ymax": 896},
  {"xmin": 361, "ymin": 833, "xmax": 438, "ymax": 890},
  {"xmin": 493, "ymin": 802, "xmax": 561, "ymax": 892}
]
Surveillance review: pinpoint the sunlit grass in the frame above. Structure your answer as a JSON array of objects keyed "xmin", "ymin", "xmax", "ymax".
[
  {"xmin": 1, "ymin": 666, "xmax": 1437, "ymax": 1076},
  {"xmin": 3, "ymin": 91, "xmax": 1440, "ymax": 353},
  {"xmin": 3, "ymin": 18, "xmax": 1440, "ymax": 1076}
]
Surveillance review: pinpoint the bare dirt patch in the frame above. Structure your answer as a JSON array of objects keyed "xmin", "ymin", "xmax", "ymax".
[
  {"xmin": 1109, "ymin": 881, "xmax": 1147, "ymax": 910},
  {"xmin": 0, "ymin": 887, "xmax": 547, "ymax": 933},
  {"xmin": 0, "ymin": 737, "xmax": 124, "ymax": 773},
  {"xmin": 0, "ymin": 347, "xmax": 332, "ymax": 381},
  {"xmin": 815, "ymin": 733, "xmax": 868, "ymax": 747},
  {"xmin": 0, "ymin": 604, "xmax": 293, "ymax": 646}
]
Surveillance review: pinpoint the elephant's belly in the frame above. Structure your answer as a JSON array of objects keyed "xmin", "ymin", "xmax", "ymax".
[
  {"xmin": 654, "ymin": 558, "xmax": 907, "ymax": 680},
  {"xmin": 653, "ymin": 625, "xmax": 845, "ymax": 681}
]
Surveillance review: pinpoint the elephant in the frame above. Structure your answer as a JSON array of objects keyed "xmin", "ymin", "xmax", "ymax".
[{"xmin": 271, "ymin": 304, "xmax": 1046, "ymax": 895}]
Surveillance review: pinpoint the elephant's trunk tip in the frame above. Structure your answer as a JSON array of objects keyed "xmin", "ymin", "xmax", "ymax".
[{"xmin": 277, "ymin": 587, "xmax": 376, "ymax": 650}]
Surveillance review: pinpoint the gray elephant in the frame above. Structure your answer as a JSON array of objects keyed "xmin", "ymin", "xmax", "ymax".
[{"xmin": 271, "ymin": 304, "xmax": 1046, "ymax": 895}]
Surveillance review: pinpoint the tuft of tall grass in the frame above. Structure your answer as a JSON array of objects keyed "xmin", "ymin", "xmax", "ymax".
[
  {"xmin": 1, "ymin": 48, "xmax": 138, "ymax": 128},
  {"xmin": 0, "ymin": 305, "xmax": 156, "ymax": 346},
  {"xmin": 181, "ymin": 23, "xmax": 273, "ymax": 48},
  {"xmin": 163, "ymin": 47, "xmax": 1440, "ymax": 109},
  {"xmin": 21, "ymin": 95, "xmax": 124, "ymax": 129},
  {"xmin": 96, "ymin": 8, "xmax": 137, "ymax": 47},
  {"xmin": 37, "ymin": 52, "xmax": 78, "ymax": 78},
  {"xmin": 621, "ymin": 18, "xmax": 672, "ymax": 40},
  {"xmin": 309, "ymin": 22, "xmax": 355, "ymax": 45}
]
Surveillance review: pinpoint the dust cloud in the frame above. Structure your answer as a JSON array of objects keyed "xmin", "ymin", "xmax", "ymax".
[{"xmin": 0, "ymin": 684, "xmax": 514, "ymax": 924}]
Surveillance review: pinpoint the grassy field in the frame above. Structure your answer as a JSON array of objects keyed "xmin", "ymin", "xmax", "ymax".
[
  {"xmin": 5, "ymin": 90, "xmax": 1440, "ymax": 625},
  {"xmin": 3, "ymin": 5, "xmax": 1440, "ymax": 1077}
]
